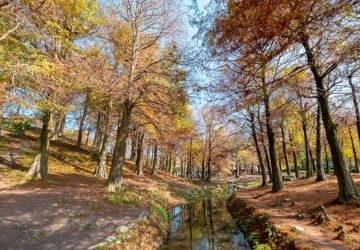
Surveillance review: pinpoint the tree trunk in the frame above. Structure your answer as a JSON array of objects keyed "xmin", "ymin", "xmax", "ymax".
[
  {"xmin": 348, "ymin": 75, "xmax": 360, "ymax": 146},
  {"xmin": 202, "ymin": 134, "xmax": 208, "ymax": 180},
  {"xmin": 172, "ymin": 156, "xmax": 177, "ymax": 176},
  {"xmin": 349, "ymin": 127, "xmax": 360, "ymax": 173},
  {"xmin": 27, "ymin": 110, "xmax": 53, "ymax": 178},
  {"xmin": 302, "ymin": 122, "xmax": 312, "ymax": 178},
  {"xmin": 163, "ymin": 154, "xmax": 168, "ymax": 172},
  {"xmin": 94, "ymin": 104, "xmax": 112, "ymax": 178},
  {"xmin": 289, "ymin": 133, "xmax": 299, "ymax": 178},
  {"xmin": 250, "ymin": 111, "xmax": 267, "ymax": 186},
  {"xmin": 151, "ymin": 145, "xmax": 158, "ymax": 176},
  {"xmin": 168, "ymin": 152, "xmax": 172, "ymax": 174},
  {"xmin": 76, "ymin": 94, "xmax": 89, "ymax": 150},
  {"xmin": 188, "ymin": 138, "xmax": 193, "ymax": 181},
  {"xmin": 145, "ymin": 145, "xmax": 150, "ymax": 167},
  {"xmin": 300, "ymin": 95, "xmax": 313, "ymax": 178},
  {"xmin": 93, "ymin": 113, "xmax": 102, "ymax": 150},
  {"xmin": 52, "ymin": 111, "xmax": 60, "ymax": 141},
  {"xmin": 263, "ymin": 90, "xmax": 284, "ymax": 192},
  {"xmin": 302, "ymin": 36, "xmax": 359, "ymax": 202},
  {"xmin": 206, "ymin": 139, "xmax": 212, "ymax": 183},
  {"xmin": 107, "ymin": 101, "xmax": 131, "ymax": 191},
  {"xmin": 324, "ymin": 142, "xmax": 330, "ymax": 174},
  {"xmin": 281, "ymin": 125, "xmax": 290, "ymax": 175},
  {"xmin": 135, "ymin": 132, "xmax": 145, "ymax": 176},
  {"xmin": 130, "ymin": 130, "xmax": 137, "ymax": 161},
  {"xmin": 258, "ymin": 107, "xmax": 272, "ymax": 182},
  {"xmin": 85, "ymin": 126, "xmax": 91, "ymax": 146},
  {"xmin": 52, "ymin": 109, "xmax": 66, "ymax": 141},
  {"xmin": 0, "ymin": 102, "xmax": 3, "ymax": 135},
  {"xmin": 315, "ymin": 103, "xmax": 327, "ymax": 182},
  {"xmin": 310, "ymin": 147, "xmax": 316, "ymax": 175},
  {"xmin": 58, "ymin": 114, "xmax": 66, "ymax": 136}
]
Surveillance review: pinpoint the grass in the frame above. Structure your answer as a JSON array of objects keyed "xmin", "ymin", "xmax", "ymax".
[
  {"xmin": 88, "ymin": 201, "xmax": 99, "ymax": 211},
  {"xmin": 235, "ymin": 179, "xmax": 262, "ymax": 187},
  {"xmin": 17, "ymin": 150, "xmax": 37, "ymax": 166},
  {"xmin": 29, "ymin": 230, "xmax": 46, "ymax": 244},
  {"xmin": 106, "ymin": 193, "xmax": 142, "ymax": 207},
  {"xmin": 89, "ymin": 221, "xmax": 96, "ymax": 229},
  {"xmin": 150, "ymin": 201, "xmax": 169, "ymax": 223},
  {"xmin": 105, "ymin": 186, "xmax": 146, "ymax": 207},
  {"xmin": 13, "ymin": 223, "xmax": 26, "ymax": 230},
  {"xmin": 185, "ymin": 185, "xmax": 225, "ymax": 200}
]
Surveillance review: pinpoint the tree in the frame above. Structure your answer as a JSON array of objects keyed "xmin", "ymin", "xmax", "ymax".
[
  {"xmin": 199, "ymin": 0, "xmax": 360, "ymax": 201},
  {"xmin": 200, "ymin": 105, "xmax": 231, "ymax": 183},
  {"xmin": 134, "ymin": 130, "xmax": 145, "ymax": 176},
  {"xmin": 315, "ymin": 103, "xmax": 327, "ymax": 182},
  {"xmin": 2, "ymin": 0, "xmax": 102, "ymax": 178},
  {"xmin": 249, "ymin": 109, "xmax": 267, "ymax": 186},
  {"xmin": 104, "ymin": 0, "xmax": 185, "ymax": 191}
]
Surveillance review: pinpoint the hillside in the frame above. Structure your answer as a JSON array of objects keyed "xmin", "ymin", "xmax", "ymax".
[
  {"xmin": 2, "ymin": 128, "xmax": 360, "ymax": 250},
  {"xmin": 0, "ymin": 128, "xmax": 196, "ymax": 250}
]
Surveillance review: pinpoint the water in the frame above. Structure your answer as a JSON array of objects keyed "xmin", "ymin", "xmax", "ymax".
[{"xmin": 159, "ymin": 198, "xmax": 251, "ymax": 250}]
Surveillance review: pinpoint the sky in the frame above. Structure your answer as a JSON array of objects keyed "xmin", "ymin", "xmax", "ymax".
[{"xmin": 183, "ymin": 0, "xmax": 210, "ymax": 38}]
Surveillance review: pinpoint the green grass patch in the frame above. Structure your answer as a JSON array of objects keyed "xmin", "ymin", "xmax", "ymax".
[
  {"xmin": 13, "ymin": 223, "xmax": 26, "ymax": 230},
  {"xmin": 16, "ymin": 150, "xmax": 37, "ymax": 166},
  {"xmin": 150, "ymin": 201, "xmax": 169, "ymax": 223},
  {"xmin": 105, "ymin": 186, "xmax": 144, "ymax": 207},
  {"xmin": 88, "ymin": 201, "xmax": 99, "ymax": 211},
  {"xmin": 185, "ymin": 185, "xmax": 225, "ymax": 201},
  {"xmin": 29, "ymin": 230, "xmax": 46, "ymax": 244},
  {"xmin": 235, "ymin": 179, "xmax": 261, "ymax": 187}
]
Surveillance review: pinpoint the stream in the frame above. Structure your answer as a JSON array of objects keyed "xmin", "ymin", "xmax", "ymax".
[{"xmin": 159, "ymin": 197, "xmax": 251, "ymax": 250}]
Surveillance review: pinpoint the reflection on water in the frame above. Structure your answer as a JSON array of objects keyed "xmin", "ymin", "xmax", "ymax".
[{"xmin": 159, "ymin": 198, "xmax": 251, "ymax": 250}]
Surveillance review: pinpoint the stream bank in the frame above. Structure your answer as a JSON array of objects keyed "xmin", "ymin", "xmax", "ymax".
[{"xmin": 226, "ymin": 192, "xmax": 298, "ymax": 250}]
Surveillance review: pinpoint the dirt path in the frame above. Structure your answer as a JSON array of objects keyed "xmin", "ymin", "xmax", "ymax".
[
  {"xmin": 0, "ymin": 175, "xmax": 149, "ymax": 250},
  {"xmin": 0, "ymin": 129, "xmax": 193, "ymax": 250},
  {"xmin": 237, "ymin": 176, "xmax": 360, "ymax": 250}
]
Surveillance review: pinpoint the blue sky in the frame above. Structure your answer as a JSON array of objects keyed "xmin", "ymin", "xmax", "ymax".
[{"xmin": 183, "ymin": 0, "xmax": 210, "ymax": 38}]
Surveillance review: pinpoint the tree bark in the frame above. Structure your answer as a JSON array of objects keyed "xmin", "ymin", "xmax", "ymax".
[
  {"xmin": 250, "ymin": 111, "xmax": 267, "ymax": 186},
  {"xmin": 206, "ymin": 138, "xmax": 211, "ymax": 183},
  {"xmin": 280, "ymin": 124, "xmax": 290, "ymax": 175},
  {"xmin": 202, "ymin": 133, "xmax": 208, "ymax": 180},
  {"xmin": 0, "ymin": 102, "xmax": 3, "ymax": 135},
  {"xmin": 263, "ymin": 89, "xmax": 284, "ymax": 192},
  {"xmin": 52, "ymin": 109, "xmax": 66, "ymax": 141},
  {"xmin": 258, "ymin": 108, "xmax": 272, "ymax": 182},
  {"xmin": 301, "ymin": 36, "xmax": 359, "ymax": 202},
  {"xmin": 302, "ymin": 125, "xmax": 312, "ymax": 178},
  {"xmin": 58, "ymin": 114, "xmax": 66, "ymax": 137},
  {"xmin": 130, "ymin": 130, "xmax": 137, "ymax": 161},
  {"xmin": 188, "ymin": 138, "xmax": 193, "ymax": 181},
  {"xmin": 94, "ymin": 103, "xmax": 112, "ymax": 178},
  {"xmin": 289, "ymin": 133, "xmax": 299, "ymax": 178},
  {"xmin": 349, "ymin": 127, "xmax": 360, "ymax": 173},
  {"xmin": 76, "ymin": 93, "xmax": 89, "ymax": 150},
  {"xmin": 172, "ymin": 156, "xmax": 177, "ymax": 176},
  {"xmin": 107, "ymin": 101, "xmax": 131, "ymax": 191},
  {"xmin": 145, "ymin": 145, "xmax": 150, "ymax": 167},
  {"xmin": 348, "ymin": 75, "xmax": 360, "ymax": 146},
  {"xmin": 135, "ymin": 131, "xmax": 145, "ymax": 176},
  {"xmin": 27, "ymin": 110, "xmax": 53, "ymax": 178},
  {"xmin": 324, "ymin": 142, "xmax": 330, "ymax": 174},
  {"xmin": 151, "ymin": 145, "xmax": 158, "ymax": 176},
  {"xmin": 300, "ymin": 97, "xmax": 312, "ymax": 178},
  {"xmin": 168, "ymin": 152, "xmax": 172, "ymax": 174},
  {"xmin": 93, "ymin": 113, "xmax": 102, "ymax": 150},
  {"xmin": 315, "ymin": 103, "xmax": 327, "ymax": 182}
]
